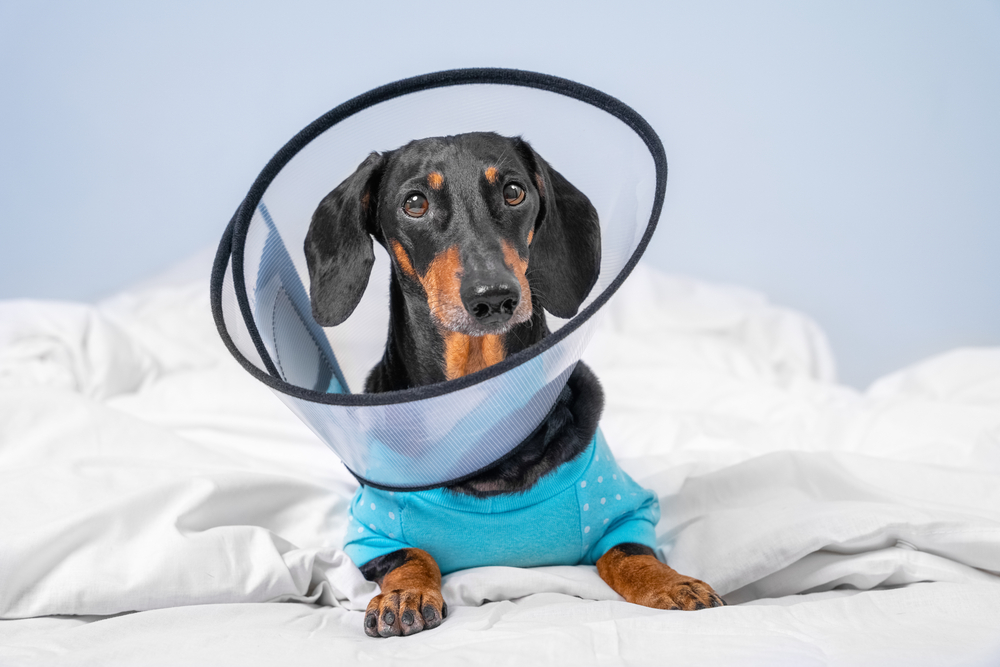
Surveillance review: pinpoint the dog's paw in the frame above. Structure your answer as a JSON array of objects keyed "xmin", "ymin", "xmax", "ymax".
[
  {"xmin": 596, "ymin": 545, "xmax": 725, "ymax": 611},
  {"xmin": 364, "ymin": 588, "xmax": 448, "ymax": 637},
  {"xmin": 634, "ymin": 570, "xmax": 725, "ymax": 611}
]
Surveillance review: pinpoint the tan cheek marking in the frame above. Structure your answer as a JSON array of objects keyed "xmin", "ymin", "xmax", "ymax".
[
  {"xmin": 427, "ymin": 171, "xmax": 444, "ymax": 190},
  {"xmin": 527, "ymin": 229, "xmax": 534, "ymax": 245},
  {"xmin": 501, "ymin": 240, "xmax": 532, "ymax": 320},
  {"xmin": 484, "ymin": 166, "xmax": 498, "ymax": 184},
  {"xmin": 443, "ymin": 331, "xmax": 505, "ymax": 380},
  {"xmin": 390, "ymin": 240, "xmax": 418, "ymax": 279},
  {"xmin": 534, "ymin": 172, "xmax": 545, "ymax": 196},
  {"xmin": 361, "ymin": 191, "xmax": 371, "ymax": 212},
  {"xmin": 419, "ymin": 246, "xmax": 464, "ymax": 326}
]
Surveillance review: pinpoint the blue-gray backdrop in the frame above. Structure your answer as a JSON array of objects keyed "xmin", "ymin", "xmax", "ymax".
[{"xmin": 1, "ymin": 0, "xmax": 997, "ymax": 387}]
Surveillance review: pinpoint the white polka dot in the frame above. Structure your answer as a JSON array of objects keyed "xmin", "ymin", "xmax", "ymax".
[
  {"xmin": 601, "ymin": 498, "xmax": 606, "ymax": 504},
  {"xmin": 357, "ymin": 527, "xmax": 363, "ymax": 533},
  {"xmin": 388, "ymin": 511, "xmax": 395, "ymax": 520},
  {"xmin": 595, "ymin": 454, "xmax": 599, "ymax": 462},
  {"xmin": 603, "ymin": 518, "xmax": 609, "ymax": 524},
  {"xmin": 584, "ymin": 526, "xmax": 591, "ymax": 533},
  {"xmin": 598, "ymin": 476, "xmax": 603, "ymax": 483},
  {"xmin": 388, "ymin": 533, "xmax": 395, "ymax": 539},
  {"xmin": 369, "ymin": 524, "xmax": 376, "ymax": 530},
  {"xmin": 616, "ymin": 494, "xmax": 621, "ymax": 500},
  {"xmin": 580, "ymin": 480, "xmax": 587, "ymax": 488},
  {"xmin": 613, "ymin": 474, "xmax": 617, "ymax": 480},
  {"xmin": 389, "ymin": 491, "xmax": 395, "ymax": 496},
  {"xmin": 370, "ymin": 503, "xmax": 376, "ymax": 511},
  {"xmin": 583, "ymin": 503, "xmax": 589, "ymax": 511}
]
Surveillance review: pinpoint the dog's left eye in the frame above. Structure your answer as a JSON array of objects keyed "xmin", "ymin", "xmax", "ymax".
[
  {"xmin": 503, "ymin": 183, "xmax": 525, "ymax": 206},
  {"xmin": 403, "ymin": 193, "xmax": 429, "ymax": 218}
]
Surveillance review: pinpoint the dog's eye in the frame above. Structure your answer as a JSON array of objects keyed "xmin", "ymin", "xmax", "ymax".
[
  {"xmin": 503, "ymin": 183, "xmax": 525, "ymax": 206},
  {"xmin": 403, "ymin": 193, "xmax": 429, "ymax": 218}
]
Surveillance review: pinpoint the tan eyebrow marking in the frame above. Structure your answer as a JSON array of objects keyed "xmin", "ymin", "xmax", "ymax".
[
  {"xmin": 427, "ymin": 172, "xmax": 444, "ymax": 190},
  {"xmin": 534, "ymin": 172, "xmax": 545, "ymax": 196},
  {"xmin": 484, "ymin": 166, "xmax": 498, "ymax": 184}
]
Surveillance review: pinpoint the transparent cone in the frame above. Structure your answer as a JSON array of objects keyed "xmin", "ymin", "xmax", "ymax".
[{"xmin": 211, "ymin": 69, "xmax": 666, "ymax": 489}]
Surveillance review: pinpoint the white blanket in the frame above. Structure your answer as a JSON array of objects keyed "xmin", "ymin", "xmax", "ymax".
[{"xmin": 2, "ymin": 254, "xmax": 999, "ymax": 665}]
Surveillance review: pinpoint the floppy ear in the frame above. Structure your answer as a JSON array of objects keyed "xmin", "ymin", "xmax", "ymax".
[
  {"xmin": 518, "ymin": 141, "xmax": 602, "ymax": 319},
  {"xmin": 304, "ymin": 152, "xmax": 385, "ymax": 326}
]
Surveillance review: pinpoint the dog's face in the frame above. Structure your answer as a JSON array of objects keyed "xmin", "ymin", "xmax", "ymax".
[
  {"xmin": 376, "ymin": 134, "xmax": 538, "ymax": 336},
  {"xmin": 305, "ymin": 132, "xmax": 601, "ymax": 379}
]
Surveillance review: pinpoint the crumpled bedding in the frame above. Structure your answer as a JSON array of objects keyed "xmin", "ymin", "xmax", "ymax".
[{"xmin": 1, "ymin": 251, "xmax": 998, "ymax": 666}]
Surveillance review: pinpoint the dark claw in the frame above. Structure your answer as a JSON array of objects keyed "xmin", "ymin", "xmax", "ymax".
[
  {"xmin": 401, "ymin": 610, "xmax": 415, "ymax": 626},
  {"xmin": 421, "ymin": 605, "xmax": 438, "ymax": 623},
  {"xmin": 668, "ymin": 604, "xmax": 680, "ymax": 611},
  {"xmin": 694, "ymin": 601, "xmax": 706, "ymax": 610},
  {"xmin": 365, "ymin": 613, "xmax": 377, "ymax": 630},
  {"xmin": 442, "ymin": 602, "xmax": 448, "ymax": 618},
  {"xmin": 382, "ymin": 609, "xmax": 395, "ymax": 626}
]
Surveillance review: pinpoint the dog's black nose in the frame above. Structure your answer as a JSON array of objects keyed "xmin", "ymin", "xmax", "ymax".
[{"xmin": 462, "ymin": 283, "xmax": 519, "ymax": 324}]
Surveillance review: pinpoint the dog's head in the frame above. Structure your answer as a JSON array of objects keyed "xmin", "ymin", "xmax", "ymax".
[{"xmin": 305, "ymin": 132, "xmax": 601, "ymax": 337}]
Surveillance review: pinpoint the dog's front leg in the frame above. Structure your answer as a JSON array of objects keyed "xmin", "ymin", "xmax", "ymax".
[
  {"xmin": 597, "ymin": 543, "xmax": 725, "ymax": 610},
  {"xmin": 360, "ymin": 548, "xmax": 447, "ymax": 637}
]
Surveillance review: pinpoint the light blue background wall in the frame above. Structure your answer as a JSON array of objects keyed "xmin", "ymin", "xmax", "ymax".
[{"xmin": 1, "ymin": 1, "xmax": 997, "ymax": 387}]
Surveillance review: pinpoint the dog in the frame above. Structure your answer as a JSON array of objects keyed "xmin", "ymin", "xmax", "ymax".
[{"xmin": 305, "ymin": 132, "xmax": 723, "ymax": 638}]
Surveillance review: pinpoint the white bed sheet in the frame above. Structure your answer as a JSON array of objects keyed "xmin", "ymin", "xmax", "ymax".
[{"xmin": 1, "ymin": 252, "xmax": 998, "ymax": 666}]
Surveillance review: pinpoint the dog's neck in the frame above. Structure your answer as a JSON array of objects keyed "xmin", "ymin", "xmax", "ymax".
[
  {"xmin": 363, "ymin": 273, "xmax": 602, "ymax": 498},
  {"xmin": 364, "ymin": 275, "xmax": 550, "ymax": 392}
]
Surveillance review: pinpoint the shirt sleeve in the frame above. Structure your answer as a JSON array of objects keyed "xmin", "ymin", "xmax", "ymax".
[
  {"xmin": 342, "ymin": 488, "xmax": 410, "ymax": 568},
  {"xmin": 584, "ymin": 487, "xmax": 660, "ymax": 564}
]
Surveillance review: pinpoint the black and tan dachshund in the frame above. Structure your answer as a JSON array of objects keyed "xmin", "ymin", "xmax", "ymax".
[{"xmin": 305, "ymin": 132, "xmax": 723, "ymax": 638}]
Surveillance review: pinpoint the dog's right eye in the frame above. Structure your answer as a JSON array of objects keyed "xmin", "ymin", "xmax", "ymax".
[
  {"xmin": 403, "ymin": 193, "xmax": 429, "ymax": 218},
  {"xmin": 503, "ymin": 183, "xmax": 526, "ymax": 206}
]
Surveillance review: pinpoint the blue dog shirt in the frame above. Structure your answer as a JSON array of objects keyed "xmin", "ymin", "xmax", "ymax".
[{"xmin": 344, "ymin": 429, "xmax": 659, "ymax": 574}]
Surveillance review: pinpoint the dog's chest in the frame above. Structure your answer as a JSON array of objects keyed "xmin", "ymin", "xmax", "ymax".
[{"xmin": 345, "ymin": 432, "xmax": 660, "ymax": 575}]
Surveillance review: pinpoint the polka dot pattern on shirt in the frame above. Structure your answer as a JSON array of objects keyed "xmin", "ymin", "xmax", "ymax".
[{"xmin": 569, "ymin": 435, "xmax": 661, "ymax": 561}]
